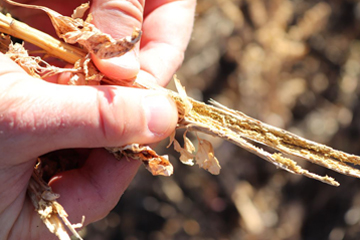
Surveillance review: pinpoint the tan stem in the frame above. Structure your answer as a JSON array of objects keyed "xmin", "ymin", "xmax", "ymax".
[{"xmin": 0, "ymin": 12, "xmax": 86, "ymax": 63}]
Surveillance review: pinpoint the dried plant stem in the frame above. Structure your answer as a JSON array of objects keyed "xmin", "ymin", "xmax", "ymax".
[
  {"xmin": 136, "ymin": 78, "xmax": 360, "ymax": 186},
  {"xmin": 0, "ymin": 12, "xmax": 86, "ymax": 63},
  {"xmin": 27, "ymin": 163, "xmax": 83, "ymax": 240},
  {"xmin": 2, "ymin": 10, "xmax": 360, "ymax": 186},
  {"xmin": 180, "ymin": 98, "xmax": 360, "ymax": 186}
]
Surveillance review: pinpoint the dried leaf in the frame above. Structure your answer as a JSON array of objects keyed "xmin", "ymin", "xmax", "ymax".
[
  {"xmin": 171, "ymin": 131, "xmax": 196, "ymax": 166},
  {"xmin": 5, "ymin": 0, "xmax": 142, "ymax": 59},
  {"xmin": 5, "ymin": 42, "xmax": 41, "ymax": 78},
  {"xmin": 107, "ymin": 144, "xmax": 173, "ymax": 176},
  {"xmin": 5, "ymin": 42, "xmax": 76, "ymax": 79},
  {"xmin": 5, "ymin": 39, "xmax": 102, "ymax": 84},
  {"xmin": 184, "ymin": 133, "xmax": 196, "ymax": 153},
  {"xmin": 195, "ymin": 137, "xmax": 221, "ymax": 175},
  {"xmin": 69, "ymin": 55, "xmax": 103, "ymax": 84},
  {"xmin": 173, "ymin": 138, "xmax": 195, "ymax": 166},
  {"xmin": 167, "ymin": 130, "xmax": 176, "ymax": 148},
  {"xmin": 71, "ymin": 2, "xmax": 90, "ymax": 19},
  {"xmin": 147, "ymin": 154, "xmax": 173, "ymax": 176}
]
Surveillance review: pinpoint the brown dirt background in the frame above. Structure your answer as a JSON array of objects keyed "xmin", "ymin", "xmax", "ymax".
[{"xmin": 84, "ymin": 0, "xmax": 360, "ymax": 239}]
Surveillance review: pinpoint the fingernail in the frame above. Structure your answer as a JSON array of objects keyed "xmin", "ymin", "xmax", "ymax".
[
  {"xmin": 143, "ymin": 94, "xmax": 176, "ymax": 136},
  {"xmin": 93, "ymin": 51, "xmax": 140, "ymax": 80},
  {"xmin": 105, "ymin": 51, "xmax": 139, "ymax": 69}
]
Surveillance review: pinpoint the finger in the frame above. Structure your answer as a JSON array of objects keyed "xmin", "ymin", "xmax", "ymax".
[
  {"xmin": 0, "ymin": 54, "xmax": 178, "ymax": 163},
  {"xmin": 48, "ymin": 148, "xmax": 140, "ymax": 224},
  {"xmin": 90, "ymin": 0, "xmax": 145, "ymax": 80},
  {"xmin": 140, "ymin": 0, "xmax": 196, "ymax": 86}
]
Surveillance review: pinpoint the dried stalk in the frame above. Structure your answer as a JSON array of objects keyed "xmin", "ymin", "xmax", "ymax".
[
  {"xmin": 136, "ymin": 78, "xmax": 360, "ymax": 187},
  {"xmin": 0, "ymin": 10, "xmax": 86, "ymax": 63},
  {"xmin": 28, "ymin": 161, "xmax": 84, "ymax": 240}
]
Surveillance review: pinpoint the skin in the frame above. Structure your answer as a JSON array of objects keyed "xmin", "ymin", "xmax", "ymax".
[{"xmin": 0, "ymin": 0, "xmax": 196, "ymax": 239}]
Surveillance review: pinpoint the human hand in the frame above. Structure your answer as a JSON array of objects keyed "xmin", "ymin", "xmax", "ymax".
[{"xmin": 0, "ymin": 0, "xmax": 195, "ymax": 239}]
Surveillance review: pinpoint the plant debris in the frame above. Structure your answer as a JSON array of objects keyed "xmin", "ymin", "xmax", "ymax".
[
  {"xmin": 28, "ymin": 160, "xmax": 84, "ymax": 240},
  {"xmin": 5, "ymin": 0, "xmax": 142, "ymax": 59},
  {"xmin": 107, "ymin": 144, "xmax": 174, "ymax": 177}
]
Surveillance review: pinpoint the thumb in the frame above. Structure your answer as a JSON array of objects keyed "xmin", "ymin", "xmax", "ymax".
[
  {"xmin": 0, "ymin": 55, "xmax": 177, "ymax": 163},
  {"xmin": 90, "ymin": 0, "xmax": 144, "ymax": 81}
]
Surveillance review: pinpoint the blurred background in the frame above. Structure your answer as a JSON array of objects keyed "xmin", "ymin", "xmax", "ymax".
[{"xmin": 84, "ymin": 0, "xmax": 360, "ymax": 239}]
